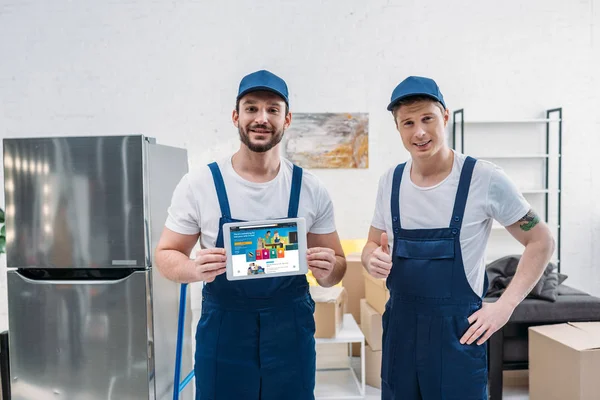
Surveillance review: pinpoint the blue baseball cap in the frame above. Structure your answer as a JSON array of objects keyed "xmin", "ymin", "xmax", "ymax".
[
  {"xmin": 237, "ymin": 70, "xmax": 289, "ymax": 105},
  {"xmin": 387, "ymin": 76, "xmax": 446, "ymax": 111}
]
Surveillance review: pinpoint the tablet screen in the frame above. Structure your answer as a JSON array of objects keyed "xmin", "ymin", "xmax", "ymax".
[{"xmin": 229, "ymin": 221, "xmax": 301, "ymax": 278}]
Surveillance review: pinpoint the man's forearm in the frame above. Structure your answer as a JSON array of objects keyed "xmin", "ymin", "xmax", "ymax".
[
  {"xmin": 497, "ymin": 239, "xmax": 555, "ymax": 309},
  {"xmin": 156, "ymin": 249, "xmax": 198, "ymax": 283},
  {"xmin": 317, "ymin": 255, "xmax": 346, "ymax": 288}
]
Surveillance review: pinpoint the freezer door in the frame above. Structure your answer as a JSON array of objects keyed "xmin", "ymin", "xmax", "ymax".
[
  {"xmin": 7, "ymin": 270, "xmax": 154, "ymax": 400},
  {"xmin": 3, "ymin": 136, "xmax": 147, "ymax": 269}
]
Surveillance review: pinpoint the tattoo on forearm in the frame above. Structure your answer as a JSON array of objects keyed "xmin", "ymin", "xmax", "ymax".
[{"xmin": 518, "ymin": 210, "xmax": 540, "ymax": 231}]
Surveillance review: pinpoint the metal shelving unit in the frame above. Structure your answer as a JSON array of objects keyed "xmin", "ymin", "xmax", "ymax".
[{"xmin": 452, "ymin": 108, "xmax": 563, "ymax": 271}]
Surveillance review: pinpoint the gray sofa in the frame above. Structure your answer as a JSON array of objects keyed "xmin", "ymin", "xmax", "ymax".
[{"xmin": 485, "ymin": 285, "xmax": 600, "ymax": 400}]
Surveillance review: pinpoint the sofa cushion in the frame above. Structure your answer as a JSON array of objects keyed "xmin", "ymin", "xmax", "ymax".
[
  {"xmin": 486, "ymin": 255, "xmax": 567, "ymax": 301},
  {"xmin": 557, "ymin": 285, "xmax": 588, "ymax": 296}
]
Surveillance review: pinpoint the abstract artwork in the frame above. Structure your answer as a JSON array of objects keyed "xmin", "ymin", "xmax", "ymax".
[{"xmin": 283, "ymin": 113, "xmax": 368, "ymax": 169}]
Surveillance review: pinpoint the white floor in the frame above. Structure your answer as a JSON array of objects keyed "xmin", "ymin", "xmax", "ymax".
[
  {"xmin": 317, "ymin": 380, "xmax": 528, "ymax": 400},
  {"xmin": 316, "ymin": 359, "xmax": 529, "ymax": 400},
  {"xmin": 502, "ymin": 386, "xmax": 529, "ymax": 400}
]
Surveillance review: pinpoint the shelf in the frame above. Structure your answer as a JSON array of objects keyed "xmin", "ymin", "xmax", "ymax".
[
  {"xmin": 520, "ymin": 189, "xmax": 560, "ymax": 194},
  {"xmin": 454, "ymin": 108, "xmax": 562, "ymax": 272},
  {"xmin": 455, "ymin": 119, "xmax": 561, "ymax": 124}
]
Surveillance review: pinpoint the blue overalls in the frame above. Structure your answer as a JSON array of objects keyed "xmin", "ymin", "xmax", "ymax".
[
  {"xmin": 194, "ymin": 162, "xmax": 316, "ymax": 400},
  {"xmin": 382, "ymin": 157, "xmax": 489, "ymax": 400}
]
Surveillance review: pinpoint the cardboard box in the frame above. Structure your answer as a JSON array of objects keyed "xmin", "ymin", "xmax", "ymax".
[
  {"xmin": 362, "ymin": 269, "xmax": 389, "ymax": 315},
  {"xmin": 342, "ymin": 253, "xmax": 366, "ymax": 324},
  {"xmin": 365, "ymin": 344, "xmax": 382, "ymax": 389},
  {"xmin": 360, "ymin": 298, "xmax": 383, "ymax": 351},
  {"xmin": 310, "ymin": 286, "xmax": 347, "ymax": 338},
  {"xmin": 529, "ymin": 322, "xmax": 600, "ymax": 400},
  {"xmin": 342, "ymin": 253, "xmax": 366, "ymax": 356}
]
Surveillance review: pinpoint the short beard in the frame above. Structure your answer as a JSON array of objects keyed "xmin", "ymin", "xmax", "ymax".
[{"xmin": 238, "ymin": 125, "xmax": 284, "ymax": 153}]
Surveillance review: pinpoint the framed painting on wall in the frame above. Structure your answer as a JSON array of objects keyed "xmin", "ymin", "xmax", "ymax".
[{"xmin": 282, "ymin": 113, "xmax": 368, "ymax": 169}]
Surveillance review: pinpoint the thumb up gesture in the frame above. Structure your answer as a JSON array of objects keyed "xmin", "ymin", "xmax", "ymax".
[{"xmin": 367, "ymin": 232, "xmax": 393, "ymax": 278}]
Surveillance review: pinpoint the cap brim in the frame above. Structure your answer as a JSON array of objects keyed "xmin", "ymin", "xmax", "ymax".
[
  {"xmin": 237, "ymin": 86, "xmax": 289, "ymax": 105},
  {"xmin": 387, "ymin": 92, "xmax": 445, "ymax": 111}
]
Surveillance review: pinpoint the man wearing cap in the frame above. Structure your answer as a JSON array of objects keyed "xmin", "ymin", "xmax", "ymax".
[
  {"xmin": 361, "ymin": 76, "xmax": 555, "ymax": 399},
  {"xmin": 156, "ymin": 70, "xmax": 346, "ymax": 399}
]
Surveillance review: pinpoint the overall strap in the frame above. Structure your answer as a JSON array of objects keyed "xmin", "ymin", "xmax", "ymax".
[
  {"xmin": 287, "ymin": 165, "xmax": 303, "ymax": 218},
  {"xmin": 390, "ymin": 163, "xmax": 406, "ymax": 234},
  {"xmin": 449, "ymin": 156, "xmax": 477, "ymax": 230},
  {"xmin": 207, "ymin": 162, "xmax": 232, "ymax": 219}
]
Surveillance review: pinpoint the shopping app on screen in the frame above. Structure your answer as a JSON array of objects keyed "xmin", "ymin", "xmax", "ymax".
[{"xmin": 229, "ymin": 222, "xmax": 300, "ymax": 277}]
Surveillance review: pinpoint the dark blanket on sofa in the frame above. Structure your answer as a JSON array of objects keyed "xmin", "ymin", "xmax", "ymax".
[{"xmin": 485, "ymin": 255, "xmax": 568, "ymax": 302}]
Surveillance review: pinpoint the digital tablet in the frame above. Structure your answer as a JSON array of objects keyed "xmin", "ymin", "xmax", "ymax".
[{"xmin": 223, "ymin": 218, "xmax": 308, "ymax": 281}]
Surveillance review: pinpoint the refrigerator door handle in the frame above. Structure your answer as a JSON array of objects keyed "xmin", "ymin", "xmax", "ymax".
[{"xmin": 10, "ymin": 269, "xmax": 145, "ymax": 285}]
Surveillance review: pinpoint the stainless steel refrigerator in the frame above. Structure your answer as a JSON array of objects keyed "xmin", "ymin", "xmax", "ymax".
[{"xmin": 3, "ymin": 135, "xmax": 193, "ymax": 400}]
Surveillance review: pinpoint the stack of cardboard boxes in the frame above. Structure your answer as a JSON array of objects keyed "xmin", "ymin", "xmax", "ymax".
[
  {"xmin": 310, "ymin": 285, "xmax": 347, "ymax": 339},
  {"xmin": 341, "ymin": 253, "xmax": 365, "ymax": 356},
  {"xmin": 343, "ymin": 252, "xmax": 389, "ymax": 389},
  {"xmin": 360, "ymin": 267, "xmax": 389, "ymax": 389},
  {"xmin": 360, "ymin": 298, "xmax": 382, "ymax": 388}
]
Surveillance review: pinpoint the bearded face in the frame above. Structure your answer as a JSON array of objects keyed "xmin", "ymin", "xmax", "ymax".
[
  {"xmin": 234, "ymin": 91, "xmax": 291, "ymax": 153},
  {"xmin": 237, "ymin": 122, "xmax": 285, "ymax": 153}
]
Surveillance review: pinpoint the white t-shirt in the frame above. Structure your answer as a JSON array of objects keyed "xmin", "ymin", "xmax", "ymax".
[
  {"xmin": 371, "ymin": 151, "xmax": 530, "ymax": 297},
  {"xmin": 165, "ymin": 156, "xmax": 337, "ymax": 249}
]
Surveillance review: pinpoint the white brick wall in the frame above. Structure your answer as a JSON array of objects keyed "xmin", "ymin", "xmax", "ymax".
[{"xmin": 0, "ymin": 0, "xmax": 599, "ymax": 334}]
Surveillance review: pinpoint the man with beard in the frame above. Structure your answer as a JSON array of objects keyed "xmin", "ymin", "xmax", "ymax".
[{"xmin": 155, "ymin": 70, "xmax": 346, "ymax": 400}]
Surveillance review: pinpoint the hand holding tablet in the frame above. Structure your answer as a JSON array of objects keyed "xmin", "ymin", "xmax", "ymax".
[
  {"xmin": 193, "ymin": 248, "xmax": 227, "ymax": 283},
  {"xmin": 223, "ymin": 218, "xmax": 309, "ymax": 281},
  {"xmin": 306, "ymin": 247, "xmax": 336, "ymax": 280}
]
